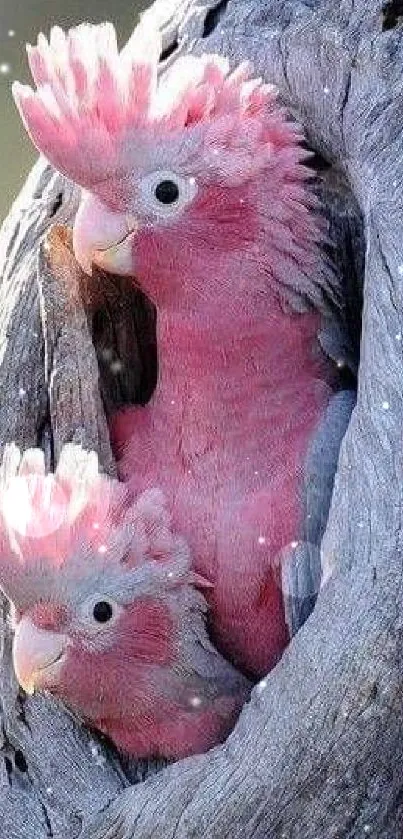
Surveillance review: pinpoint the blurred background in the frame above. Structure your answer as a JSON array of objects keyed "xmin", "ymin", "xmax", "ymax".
[{"xmin": 0, "ymin": 0, "xmax": 148, "ymax": 221}]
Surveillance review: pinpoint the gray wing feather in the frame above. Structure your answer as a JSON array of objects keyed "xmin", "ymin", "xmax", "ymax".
[{"xmin": 283, "ymin": 389, "xmax": 356, "ymax": 636}]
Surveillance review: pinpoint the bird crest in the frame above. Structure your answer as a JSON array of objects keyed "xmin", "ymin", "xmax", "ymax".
[
  {"xmin": 0, "ymin": 443, "xmax": 191, "ymax": 607},
  {"xmin": 12, "ymin": 21, "xmax": 301, "ymax": 198}
]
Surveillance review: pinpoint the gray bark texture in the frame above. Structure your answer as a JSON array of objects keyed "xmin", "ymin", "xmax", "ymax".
[{"xmin": 0, "ymin": 0, "xmax": 401, "ymax": 837}]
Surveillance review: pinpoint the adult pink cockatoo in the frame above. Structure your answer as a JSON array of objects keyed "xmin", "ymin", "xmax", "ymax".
[
  {"xmin": 12, "ymin": 22, "xmax": 354, "ymax": 684},
  {"xmin": 0, "ymin": 443, "xmax": 250, "ymax": 759}
]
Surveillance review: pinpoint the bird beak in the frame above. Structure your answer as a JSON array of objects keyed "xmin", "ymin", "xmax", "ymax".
[
  {"xmin": 73, "ymin": 191, "xmax": 137, "ymax": 276},
  {"xmin": 13, "ymin": 617, "xmax": 67, "ymax": 695}
]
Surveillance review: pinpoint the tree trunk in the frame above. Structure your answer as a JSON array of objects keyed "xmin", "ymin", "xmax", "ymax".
[{"xmin": 0, "ymin": 1, "xmax": 401, "ymax": 837}]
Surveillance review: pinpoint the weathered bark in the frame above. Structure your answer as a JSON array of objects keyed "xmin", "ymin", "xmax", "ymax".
[
  {"xmin": 0, "ymin": 0, "xmax": 401, "ymax": 837},
  {"xmin": 0, "ymin": 168, "xmax": 159, "ymax": 836}
]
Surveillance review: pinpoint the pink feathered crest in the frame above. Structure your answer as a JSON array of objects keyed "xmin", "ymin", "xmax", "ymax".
[
  {"xmin": 12, "ymin": 21, "xmax": 293, "ymax": 192},
  {"xmin": 0, "ymin": 443, "xmax": 183, "ymax": 605}
]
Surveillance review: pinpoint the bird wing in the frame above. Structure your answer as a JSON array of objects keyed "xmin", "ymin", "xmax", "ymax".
[{"xmin": 283, "ymin": 389, "xmax": 356, "ymax": 636}]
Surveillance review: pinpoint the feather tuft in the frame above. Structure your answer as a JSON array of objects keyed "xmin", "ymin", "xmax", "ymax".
[
  {"xmin": 12, "ymin": 20, "xmax": 285, "ymax": 193},
  {"xmin": 0, "ymin": 444, "xmax": 189, "ymax": 609}
]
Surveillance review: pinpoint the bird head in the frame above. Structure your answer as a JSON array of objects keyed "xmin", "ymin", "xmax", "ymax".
[
  {"xmin": 0, "ymin": 444, "xmax": 248, "ymax": 758},
  {"xmin": 12, "ymin": 22, "xmax": 320, "ymax": 310}
]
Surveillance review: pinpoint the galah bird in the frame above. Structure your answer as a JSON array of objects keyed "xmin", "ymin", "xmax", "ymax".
[
  {"xmin": 0, "ymin": 443, "xmax": 250, "ymax": 759},
  {"xmin": 12, "ymin": 23, "xmax": 355, "ymax": 681}
]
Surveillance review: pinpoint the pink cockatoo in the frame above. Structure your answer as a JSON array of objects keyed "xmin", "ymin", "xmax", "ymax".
[
  {"xmin": 0, "ymin": 443, "xmax": 250, "ymax": 759},
  {"xmin": 12, "ymin": 23, "xmax": 354, "ymax": 681}
]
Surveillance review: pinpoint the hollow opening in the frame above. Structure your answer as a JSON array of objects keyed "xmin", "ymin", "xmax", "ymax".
[
  {"xmin": 202, "ymin": 0, "xmax": 229, "ymax": 38},
  {"xmin": 160, "ymin": 38, "xmax": 179, "ymax": 63},
  {"xmin": 89, "ymin": 272, "xmax": 157, "ymax": 414},
  {"xmin": 14, "ymin": 749, "xmax": 27, "ymax": 773},
  {"xmin": 382, "ymin": 0, "xmax": 403, "ymax": 29},
  {"xmin": 48, "ymin": 193, "xmax": 63, "ymax": 218},
  {"xmin": 4, "ymin": 756, "xmax": 12, "ymax": 783}
]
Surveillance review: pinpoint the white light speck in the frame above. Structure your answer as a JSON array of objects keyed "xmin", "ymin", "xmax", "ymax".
[
  {"xmin": 357, "ymin": 521, "xmax": 364, "ymax": 528},
  {"xmin": 18, "ymin": 387, "xmax": 26, "ymax": 398},
  {"xmin": 393, "ymin": 180, "xmax": 398, "ymax": 188},
  {"xmin": 254, "ymin": 470, "xmax": 259, "ymax": 476},
  {"xmin": 188, "ymin": 176, "xmax": 196, "ymax": 185},
  {"xmin": 256, "ymin": 678, "xmax": 267, "ymax": 694},
  {"xmin": 189, "ymin": 695, "xmax": 202, "ymax": 708},
  {"xmin": 0, "ymin": 63, "xmax": 10, "ymax": 75},
  {"xmin": 382, "ymin": 401, "xmax": 390, "ymax": 410},
  {"xmin": 8, "ymin": 30, "xmax": 15, "ymax": 37},
  {"xmin": 258, "ymin": 536, "xmax": 266, "ymax": 545},
  {"xmin": 323, "ymin": 86, "xmax": 330, "ymax": 94},
  {"xmin": 171, "ymin": 399, "xmax": 175, "ymax": 405},
  {"xmin": 167, "ymin": 571, "xmax": 173, "ymax": 579},
  {"xmin": 363, "ymin": 827, "xmax": 370, "ymax": 835},
  {"xmin": 290, "ymin": 540, "xmax": 299, "ymax": 549},
  {"xmin": 110, "ymin": 360, "xmax": 122, "ymax": 374},
  {"xmin": 93, "ymin": 522, "xmax": 100, "ymax": 531},
  {"xmin": 98, "ymin": 544, "xmax": 107, "ymax": 554},
  {"xmin": 212, "ymin": 148, "xmax": 219, "ymax": 156},
  {"xmin": 396, "ymin": 333, "xmax": 402, "ymax": 341},
  {"xmin": 46, "ymin": 786, "xmax": 53, "ymax": 796},
  {"xmin": 88, "ymin": 739, "xmax": 105, "ymax": 765},
  {"xmin": 398, "ymin": 265, "xmax": 403, "ymax": 277},
  {"xmin": 336, "ymin": 359, "xmax": 345, "ymax": 369}
]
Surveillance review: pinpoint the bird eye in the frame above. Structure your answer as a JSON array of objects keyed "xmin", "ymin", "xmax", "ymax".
[
  {"xmin": 140, "ymin": 169, "xmax": 198, "ymax": 219},
  {"xmin": 92, "ymin": 601, "xmax": 113, "ymax": 623},
  {"xmin": 154, "ymin": 179, "xmax": 180, "ymax": 205}
]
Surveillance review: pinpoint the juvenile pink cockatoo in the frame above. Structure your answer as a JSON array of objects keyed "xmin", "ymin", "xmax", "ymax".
[
  {"xmin": 12, "ymin": 23, "xmax": 354, "ymax": 679},
  {"xmin": 0, "ymin": 443, "xmax": 250, "ymax": 759}
]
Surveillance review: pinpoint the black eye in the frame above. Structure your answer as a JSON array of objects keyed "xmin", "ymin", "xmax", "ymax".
[
  {"xmin": 154, "ymin": 179, "xmax": 180, "ymax": 205},
  {"xmin": 93, "ymin": 601, "xmax": 113, "ymax": 623}
]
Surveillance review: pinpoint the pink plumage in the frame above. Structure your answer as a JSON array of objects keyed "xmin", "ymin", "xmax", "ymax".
[
  {"xmin": 0, "ymin": 444, "xmax": 249, "ymax": 758},
  {"xmin": 13, "ymin": 22, "xmax": 284, "ymax": 197},
  {"xmin": 9, "ymin": 20, "xmax": 340, "ymax": 743}
]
